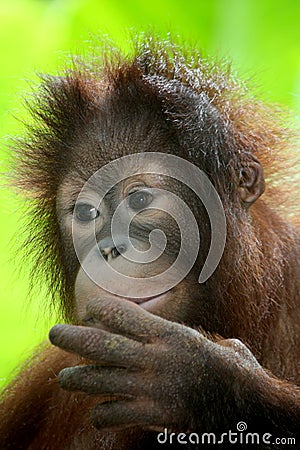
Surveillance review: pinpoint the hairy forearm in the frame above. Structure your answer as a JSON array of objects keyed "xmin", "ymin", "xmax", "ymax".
[{"xmin": 191, "ymin": 343, "xmax": 300, "ymax": 441}]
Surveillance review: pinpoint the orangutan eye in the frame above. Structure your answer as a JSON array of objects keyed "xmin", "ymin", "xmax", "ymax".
[
  {"xmin": 74, "ymin": 203, "xmax": 100, "ymax": 222},
  {"xmin": 127, "ymin": 190, "xmax": 153, "ymax": 211}
]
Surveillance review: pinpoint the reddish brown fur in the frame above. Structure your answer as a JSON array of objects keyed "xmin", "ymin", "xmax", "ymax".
[{"xmin": 1, "ymin": 347, "xmax": 153, "ymax": 449}]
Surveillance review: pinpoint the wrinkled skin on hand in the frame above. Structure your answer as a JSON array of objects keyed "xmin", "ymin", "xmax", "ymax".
[{"xmin": 49, "ymin": 297, "xmax": 266, "ymax": 433}]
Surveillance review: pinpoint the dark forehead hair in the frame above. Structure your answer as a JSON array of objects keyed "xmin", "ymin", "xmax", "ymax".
[{"xmin": 13, "ymin": 35, "xmax": 291, "ymax": 200}]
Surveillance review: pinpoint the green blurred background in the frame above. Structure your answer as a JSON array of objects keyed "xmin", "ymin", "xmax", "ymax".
[{"xmin": 0, "ymin": 0, "xmax": 300, "ymax": 388}]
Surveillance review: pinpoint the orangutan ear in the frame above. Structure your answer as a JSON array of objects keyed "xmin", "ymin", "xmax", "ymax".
[{"xmin": 238, "ymin": 158, "xmax": 265, "ymax": 207}]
